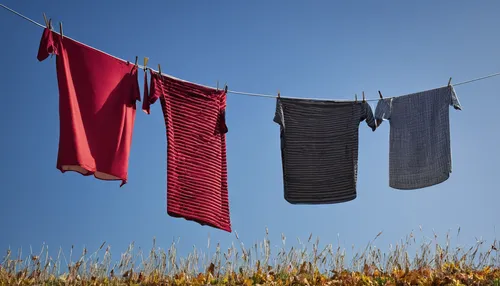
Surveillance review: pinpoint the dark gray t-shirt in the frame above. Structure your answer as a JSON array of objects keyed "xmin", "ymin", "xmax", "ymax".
[
  {"xmin": 274, "ymin": 98, "xmax": 376, "ymax": 204},
  {"xmin": 375, "ymin": 86, "xmax": 461, "ymax": 190}
]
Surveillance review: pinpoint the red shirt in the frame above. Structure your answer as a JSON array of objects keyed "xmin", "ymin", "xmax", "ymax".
[
  {"xmin": 37, "ymin": 28, "xmax": 140, "ymax": 186},
  {"xmin": 146, "ymin": 70, "xmax": 231, "ymax": 232}
]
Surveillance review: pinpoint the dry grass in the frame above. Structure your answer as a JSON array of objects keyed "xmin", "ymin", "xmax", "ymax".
[{"xmin": 1, "ymin": 228, "xmax": 499, "ymax": 285}]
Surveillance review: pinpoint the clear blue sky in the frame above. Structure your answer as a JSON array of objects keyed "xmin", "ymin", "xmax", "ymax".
[{"xmin": 1, "ymin": 1, "xmax": 499, "ymax": 261}]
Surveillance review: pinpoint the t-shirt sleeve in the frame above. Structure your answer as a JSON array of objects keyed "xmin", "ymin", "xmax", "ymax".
[
  {"xmin": 273, "ymin": 98, "xmax": 285, "ymax": 128},
  {"xmin": 37, "ymin": 28, "xmax": 58, "ymax": 62},
  {"xmin": 141, "ymin": 69, "xmax": 151, "ymax": 114},
  {"xmin": 450, "ymin": 86, "xmax": 462, "ymax": 110},
  {"xmin": 362, "ymin": 102, "xmax": 377, "ymax": 131},
  {"xmin": 374, "ymin": 98, "xmax": 392, "ymax": 127},
  {"xmin": 131, "ymin": 66, "xmax": 141, "ymax": 105},
  {"xmin": 218, "ymin": 91, "xmax": 229, "ymax": 135},
  {"xmin": 218, "ymin": 108, "xmax": 229, "ymax": 134},
  {"xmin": 143, "ymin": 70, "xmax": 162, "ymax": 113}
]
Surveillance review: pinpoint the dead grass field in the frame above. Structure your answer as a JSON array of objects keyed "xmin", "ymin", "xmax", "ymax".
[{"xmin": 1, "ymin": 229, "xmax": 499, "ymax": 285}]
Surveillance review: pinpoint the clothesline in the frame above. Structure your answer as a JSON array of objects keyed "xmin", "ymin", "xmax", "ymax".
[
  {"xmin": 2, "ymin": 3, "xmax": 500, "ymax": 102},
  {"xmin": 0, "ymin": 4, "xmax": 485, "ymax": 233}
]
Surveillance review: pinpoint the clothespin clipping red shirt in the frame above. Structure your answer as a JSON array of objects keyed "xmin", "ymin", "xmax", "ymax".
[
  {"xmin": 43, "ymin": 13, "xmax": 48, "ymax": 27},
  {"xmin": 42, "ymin": 14, "xmax": 55, "ymax": 58},
  {"xmin": 42, "ymin": 13, "xmax": 52, "ymax": 29}
]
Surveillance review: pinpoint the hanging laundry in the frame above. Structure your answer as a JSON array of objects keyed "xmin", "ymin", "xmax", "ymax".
[
  {"xmin": 274, "ymin": 98, "xmax": 376, "ymax": 204},
  {"xmin": 146, "ymin": 70, "xmax": 231, "ymax": 232},
  {"xmin": 37, "ymin": 28, "xmax": 140, "ymax": 186},
  {"xmin": 375, "ymin": 86, "xmax": 461, "ymax": 190},
  {"xmin": 142, "ymin": 68, "xmax": 150, "ymax": 114}
]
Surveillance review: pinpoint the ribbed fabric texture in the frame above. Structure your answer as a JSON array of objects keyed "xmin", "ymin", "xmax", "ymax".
[
  {"xmin": 148, "ymin": 70, "xmax": 231, "ymax": 232},
  {"xmin": 274, "ymin": 98, "xmax": 376, "ymax": 204},
  {"xmin": 375, "ymin": 86, "xmax": 461, "ymax": 190}
]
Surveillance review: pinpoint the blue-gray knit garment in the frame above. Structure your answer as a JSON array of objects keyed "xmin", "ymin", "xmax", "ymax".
[{"xmin": 375, "ymin": 86, "xmax": 461, "ymax": 190}]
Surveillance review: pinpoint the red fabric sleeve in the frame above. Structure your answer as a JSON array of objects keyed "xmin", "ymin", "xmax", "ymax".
[
  {"xmin": 142, "ymin": 69, "xmax": 150, "ymax": 114},
  {"xmin": 218, "ymin": 92, "xmax": 228, "ymax": 134},
  {"xmin": 37, "ymin": 28, "xmax": 58, "ymax": 61},
  {"xmin": 149, "ymin": 70, "xmax": 161, "ymax": 105},
  {"xmin": 143, "ymin": 70, "xmax": 162, "ymax": 114},
  {"xmin": 219, "ymin": 108, "xmax": 228, "ymax": 134},
  {"xmin": 132, "ymin": 66, "xmax": 141, "ymax": 104}
]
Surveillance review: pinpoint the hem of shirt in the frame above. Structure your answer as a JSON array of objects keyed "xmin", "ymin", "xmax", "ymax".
[
  {"xmin": 57, "ymin": 165, "xmax": 127, "ymax": 187},
  {"xmin": 167, "ymin": 209, "xmax": 231, "ymax": 233},
  {"xmin": 389, "ymin": 173, "xmax": 450, "ymax": 190},
  {"xmin": 284, "ymin": 194, "xmax": 357, "ymax": 205}
]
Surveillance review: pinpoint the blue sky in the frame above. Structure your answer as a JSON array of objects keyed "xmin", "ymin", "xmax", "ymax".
[{"xmin": 1, "ymin": 1, "xmax": 499, "ymax": 262}]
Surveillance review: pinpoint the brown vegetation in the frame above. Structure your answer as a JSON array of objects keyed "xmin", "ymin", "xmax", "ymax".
[{"xmin": 1, "ymin": 229, "xmax": 499, "ymax": 285}]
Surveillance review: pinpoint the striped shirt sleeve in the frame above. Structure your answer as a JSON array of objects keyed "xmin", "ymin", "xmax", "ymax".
[
  {"xmin": 374, "ymin": 98, "xmax": 393, "ymax": 127},
  {"xmin": 363, "ymin": 102, "xmax": 377, "ymax": 131},
  {"xmin": 273, "ymin": 98, "xmax": 285, "ymax": 128},
  {"xmin": 450, "ymin": 86, "xmax": 462, "ymax": 110}
]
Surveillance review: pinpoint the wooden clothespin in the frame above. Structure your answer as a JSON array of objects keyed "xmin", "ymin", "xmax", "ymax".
[
  {"xmin": 362, "ymin": 91, "xmax": 366, "ymax": 103},
  {"xmin": 216, "ymin": 80, "xmax": 219, "ymax": 91},
  {"xmin": 354, "ymin": 94, "xmax": 358, "ymax": 103},
  {"xmin": 42, "ymin": 13, "xmax": 53, "ymax": 29},
  {"xmin": 134, "ymin": 56, "xmax": 138, "ymax": 67},
  {"xmin": 224, "ymin": 82, "xmax": 228, "ymax": 93},
  {"xmin": 448, "ymin": 77, "xmax": 452, "ymax": 87},
  {"xmin": 143, "ymin": 57, "xmax": 149, "ymax": 71},
  {"xmin": 158, "ymin": 64, "xmax": 162, "ymax": 75},
  {"xmin": 43, "ymin": 13, "xmax": 49, "ymax": 28},
  {"xmin": 378, "ymin": 90, "xmax": 383, "ymax": 99},
  {"xmin": 278, "ymin": 90, "xmax": 281, "ymax": 98},
  {"xmin": 59, "ymin": 22, "xmax": 63, "ymax": 39}
]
